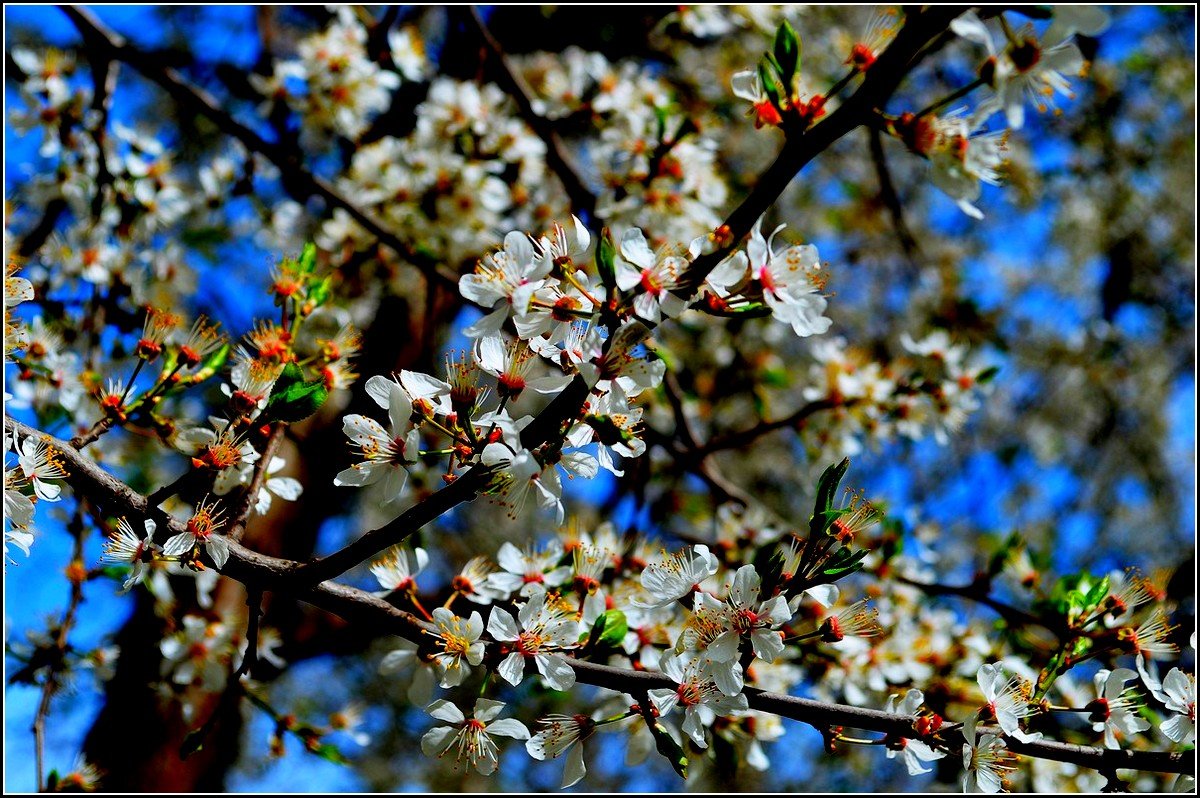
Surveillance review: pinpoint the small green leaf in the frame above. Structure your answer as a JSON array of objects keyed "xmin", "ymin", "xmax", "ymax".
[
  {"xmin": 760, "ymin": 366, "xmax": 790, "ymax": 388},
  {"xmin": 754, "ymin": 545, "xmax": 787, "ymax": 596},
  {"xmin": 297, "ymin": 242, "xmax": 318, "ymax": 274},
  {"xmin": 757, "ymin": 61, "xmax": 781, "ymax": 109},
  {"xmin": 596, "ymin": 227, "xmax": 618, "ymax": 295},
  {"xmin": 646, "ymin": 717, "xmax": 688, "ymax": 779},
  {"xmin": 773, "ymin": 20, "xmax": 800, "ymax": 86},
  {"xmin": 310, "ymin": 742, "xmax": 351, "ymax": 765},
  {"xmin": 1045, "ymin": 572, "xmax": 1109, "ymax": 627},
  {"xmin": 1036, "ymin": 648, "xmax": 1067, "ymax": 696},
  {"xmin": 186, "ymin": 342, "xmax": 230, "ymax": 385},
  {"xmin": 99, "ymin": 564, "xmax": 132, "ymax": 583},
  {"xmin": 262, "ymin": 362, "xmax": 328, "ymax": 423},
  {"xmin": 821, "ymin": 547, "xmax": 868, "ymax": 578},
  {"xmin": 976, "ymin": 365, "xmax": 1000, "ymax": 384},
  {"xmin": 582, "ymin": 609, "xmax": 628, "ymax": 651},
  {"xmin": 1083, "ymin": 575, "xmax": 1110, "ymax": 610},
  {"xmin": 307, "ymin": 275, "xmax": 333, "ymax": 308},
  {"xmin": 810, "ymin": 458, "xmax": 850, "ymax": 538}
]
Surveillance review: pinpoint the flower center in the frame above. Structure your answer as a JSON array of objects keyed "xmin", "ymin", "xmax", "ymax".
[
  {"xmin": 640, "ymin": 269, "xmax": 663, "ymax": 295},
  {"xmin": 732, "ymin": 608, "xmax": 760, "ymax": 634},
  {"xmin": 677, "ymin": 681, "xmax": 704, "ymax": 707},
  {"xmin": 516, "ymin": 631, "xmax": 544, "ymax": 655},
  {"xmin": 443, "ymin": 634, "xmax": 471, "ymax": 658},
  {"xmin": 1010, "ymin": 39, "xmax": 1041, "ymax": 73},
  {"xmin": 551, "ymin": 295, "xmax": 582, "ymax": 322}
]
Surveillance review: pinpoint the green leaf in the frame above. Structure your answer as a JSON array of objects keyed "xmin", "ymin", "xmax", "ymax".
[
  {"xmin": 646, "ymin": 717, "xmax": 688, "ymax": 779},
  {"xmin": 297, "ymin": 242, "xmax": 318, "ymax": 274},
  {"xmin": 1036, "ymin": 648, "xmax": 1067, "ymax": 697},
  {"xmin": 307, "ymin": 275, "xmax": 333, "ymax": 308},
  {"xmin": 754, "ymin": 545, "xmax": 787, "ymax": 596},
  {"xmin": 1045, "ymin": 572, "xmax": 1109, "ymax": 627},
  {"xmin": 262, "ymin": 362, "xmax": 328, "ymax": 423},
  {"xmin": 821, "ymin": 547, "xmax": 868, "ymax": 578},
  {"xmin": 810, "ymin": 458, "xmax": 850, "ymax": 538},
  {"xmin": 310, "ymin": 742, "xmax": 350, "ymax": 766},
  {"xmin": 98, "ymin": 564, "xmax": 132, "ymax": 583},
  {"xmin": 760, "ymin": 366, "xmax": 790, "ymax": 388},
  {"xmin": 756, "ymin": 61, "xmax": 781, "ymax": 109},
  {"xmin": 186, "ymin": 342, "xmax": 230, "ymax": 385},
  {"xmin": 596, "ymin": 227, "xmax": 618, "ymax": 295},
  {"xmin": 585, "ymin": 607, "xmax": 633, "ymax": 652},
  {"xmin": 773, "ymin": 20, "xmax": 800, "ymax": 86},
  {"xmin": 1083, "ymin": 575, "xmax": 1110, "ymax": 610},
  {"xmin": 976, "ymin": 365, "xmax": 1000, "ymax": 384}
]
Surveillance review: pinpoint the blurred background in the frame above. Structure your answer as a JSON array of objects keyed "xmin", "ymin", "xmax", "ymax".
[{"xmin": 4, "ymin": 5, "xmax": 1195, "ymax": 792}]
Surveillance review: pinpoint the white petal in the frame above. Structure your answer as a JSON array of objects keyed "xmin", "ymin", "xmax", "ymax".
[
  {"xmin": 161, "ymin": 532, "xmax": 194, "ymax": 556},
  {"xmin": 473, "ymin": 698, "xmax": 509, "ymax": 723},
  {"xmin": 364, "ymin": 375, "xmax": 396, "ymax": 410},
  {"xmin": 537, "ymin": 653, "xmax": 576, "ymax": 691},
  {"xmin": 497, "ymin": 651, "xmax": 525, "ymax": 686},
  {"xmin": 266, "ymin": 476, "xmax": 303, "ymax": 501},
  {"xmin": 205, "ymin": 536, "xmax": 230, "ymax": 568},
  {"xmin": 488, "ymin": 606, "xmax": 520, "ymax": 642},
  {"xmin": 420, "ymin": 726, "xmax": 456, "ymax": 758},
  {"xmin": 562, "ymin": 744, "xmax": 587, "ymax": 788},
  {"xmin": 427, "ymin": 699, "xmax": 466, "ymax": 724},
  {"xmin": 485, "ymin": 718, "xmax": 530, "ymax": 740}
]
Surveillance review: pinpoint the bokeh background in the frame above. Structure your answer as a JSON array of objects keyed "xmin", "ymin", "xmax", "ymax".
[{"xmin": 4, "ymin": 5, "xmax": 1195, "ymax": 792}]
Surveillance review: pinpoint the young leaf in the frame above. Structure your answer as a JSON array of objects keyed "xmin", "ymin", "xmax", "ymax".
[
  {"xmin": 646, "ymin": 717, "xmax": 688, "ymax": 779},
  {"xmin": 810, "ymin": 458, "xmax": 850, "ymax": 538},
  {"xmin": 773, "ymin": 20, "xmax": 801, "ymax": 86},
  {"xmin": 263, "ymin": 362, "xmax": 328, "ymax": 423},
  {"xmin": 297, "ymin": 242, "xmax": 318, "ymax": 274},
  {"xmin": 584, "ymin": 609, "xmax": 629, "ymax": 652},
  {"xmin": 310, "ymin": 742, "xmax": 351, "ymax": 766},
  {"xmin": 596, "ymin": 227, "xmax": 618, "ymax": 295},
  {"xmin": 306, "ymin": 275, "xmax": 333, "ymax": 308}
]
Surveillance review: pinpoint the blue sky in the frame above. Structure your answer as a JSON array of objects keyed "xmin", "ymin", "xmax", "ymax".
[{"xmin": 4, "ymin": 5, "xmax": 1195, "ymax": 792}]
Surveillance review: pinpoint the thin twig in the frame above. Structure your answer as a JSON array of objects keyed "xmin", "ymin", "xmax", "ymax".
[
  {"xmin": 695, "ymin": 398, "xmax": 849, "ymax": 457},
  {"xmin": 895, "ymin": 574, "xmax": 1068, "ymax": 637},
  {"xmin": 228, "ymin": 423, "xmax": 286, "ymax": 544},
  {"xmin": 59, "ymin": 6, "xmax": 460, "ymax": 288},
  {"xmin": 467, "ymin": 7, "xmax": 598, "ymax": 220},
  {"xmin": 869, "ymin": 126, "xmax": 922, "ymax": 270},
  {"xmin": 31, "ymin": 502, "xmax": 89, "ymax": 792}
]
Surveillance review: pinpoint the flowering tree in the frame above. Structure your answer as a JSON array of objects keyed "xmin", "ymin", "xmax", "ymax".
[{"xmin": 4, "ymin": 5, "xmax": 1195, "ymax": 793}]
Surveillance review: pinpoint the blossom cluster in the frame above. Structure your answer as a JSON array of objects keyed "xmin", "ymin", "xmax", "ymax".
[{"xmin": 353, "ymin": 492, "xmax": 1194, "ymax": 792}]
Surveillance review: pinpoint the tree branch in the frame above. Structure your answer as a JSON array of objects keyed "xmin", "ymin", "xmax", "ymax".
[
  {"xmin": 227, "ymin": 423, "xmax": 285, "ymax": 544},
  {"xmin": 869, "ymin": 126, "xmax": 922, "ymax": 269},
  {"xmin": 6, "ymin": 416, "xmax": 1191, "ymax": 780},
  {"xmin": 466, "ymin": 7, "xmax": 598, "ymax": 220}
]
